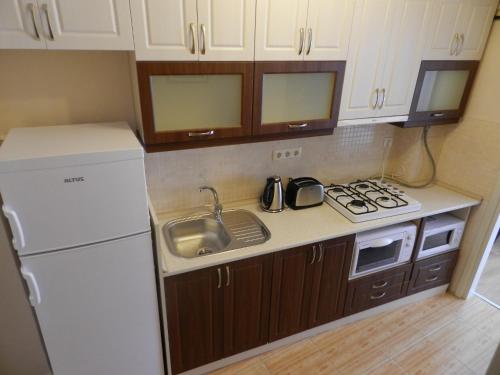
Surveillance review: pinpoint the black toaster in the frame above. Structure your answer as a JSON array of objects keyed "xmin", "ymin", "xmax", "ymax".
[{"xmin": 285, "ymin": 177, "xmax": 324, "ymax": 210}]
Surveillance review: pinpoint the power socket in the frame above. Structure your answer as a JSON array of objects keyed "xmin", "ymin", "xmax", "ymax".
[{"xmin": 273, "ymin": 147, "xmax": 302, "ymax": 160}]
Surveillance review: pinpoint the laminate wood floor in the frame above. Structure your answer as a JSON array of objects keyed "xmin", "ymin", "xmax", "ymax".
[
  {"xmin": 476, "ymin": 238, "xmax": 500, "ymax": 306},
  {"xmin": 211, "ymin": 293, "xmax": 500, "ymax": 375}
]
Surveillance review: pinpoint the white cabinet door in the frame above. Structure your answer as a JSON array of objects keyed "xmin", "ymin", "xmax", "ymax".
[
  {"xmin": 131, "ymin": 0, "xmax": 198, "ymax": 60},
  {"xmin": 0, "ymin": 0, "xmax": 46, "ymax": 49},
  {"xmin": 197, "ymin": 0, "xmax": 256, "ymax": 61},
  {"xmin": 458, "ymin": 0, "xmax": 497, "ymax": 59},
  {"xmin": 255, "ymin": 0, "xmax": 309, "ymax": 60},
  {"xmin": 304, "ymin": 0, "xmax": 355, "ymax": 60},
  {"xmin": 377, "ymin": 0, "xmax": 432, "ymax": 117},
  {"xmin": 37, "ymin": 0, "xmax": 134, "ymax": 50},
  {"xmin": 339, "ymin": 0, "xmax": 395, "ymax": 121}
]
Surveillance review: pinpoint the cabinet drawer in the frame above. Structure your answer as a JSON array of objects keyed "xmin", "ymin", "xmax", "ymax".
[
  {"xmin": 344, "ymin": 263, "xmax": 412, "ymax": 315},
  {"xmin": 408, "ymin": 251, "xmax": 458, "ymax": 295}
]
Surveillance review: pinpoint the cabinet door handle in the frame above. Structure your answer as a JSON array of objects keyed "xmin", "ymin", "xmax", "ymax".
[
  {"xmin": 298, "ymin": 28, "xmax": 305, "ymax": 55},
  {"xmin": 225, "ymin": 266, "xmax": 230, "ymax": 287},
  {"xmin": 372, "ymin": 88, "xmax": 379, "ymax": 109},
  {"xmin": 200, "ymin": 24, "xmax": 206, "ymax": 55},
  {"xmin": 372, "ymin": 281, "xmax": 388, "ymax": 289},
  {"xmin": 370, "ymin": 291, "xmax": 386, "ymax": 300},
  {"xmin": 457, "ymin": 33, "xmax": 464, "ymax": 56},
  {"xmin": 378, "ymin": 88, "xmax": 386, "ymax": 109},
  {"xmin": 27, "ymin": 3, "xmax": 40, "ymax": 40},
  {"xmin": 288, "ymin": 123, "xmax": 308, "ymax": 129},
  {"xmin": 310, "ymin": 245, "xmax": 316, "ymax": 264},
  {"xmin": 306, "ymin": 28, "xmax": 312, "ymax": 55},
  {"xmin": 426, "ymin": 275, "xmax": 439, "ymax": 282},
  {"xmin": 217, "ymin": 268, "xmax": 222, "ymax": 288},
  {"xmin": 317, "ymin": 243, "xmax": 324, "ymax": 263},
  {"xmin": 189, "ymin": 23, "xmax": 196, "ymax": 54},
  {"xmin": 41, "ymin": 4, "xmax": 54, "ymax": 41},
  {"xmin": 429, "ymin": 265, "xmax": 442, "ymax": 272},
  {"xmin": 188, "ymin": 130, "xmax": 214, "ymax": 137}
]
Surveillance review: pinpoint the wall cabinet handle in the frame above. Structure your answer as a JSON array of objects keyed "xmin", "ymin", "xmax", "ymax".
[
  {"xmin": 217, "ymin": 268, "xmax": 222, "ymax": 288},
  {"xmin": 27, "ymin": 3, "xmax": 40, "ymax": 40},
  {"xmin": 457, "ymin": 33, "xmax": 464, "ymax": 56},
  {"xmin": 372, "ymin": 88, "xmax": 379, "ymax": 109},
  {"xmin": 41, "ymin": 4, "xmax": 54, "ymax": 41},
  {"xmin": 378, "ymin": 88, "xmax": 386, "ymax": 109},
  {"xmin": 189, "ymin": 23, "xmax": 196, "ymax": 54},
  {"xmin": 288, "ymin": 123, "xmax": 308, "ymax": 129},
  {"xmin": 225, "ymin": 266, "xmax": 230, "ymax": 287},
  {"xmin": 310, "ymin": 245, "xmax": 316, "ymax": 264},
  {"xmin": 298, "ymin": 28, "xmax": 305, "ymax": 55},
  {"xmin": 200, "ymin": 24, "xmax": 206, "ymax": 55},
  {"xmin": 372, "ymin": 281, "xmax": 388, "ymax": 289},
  {"xmin": 426, "ymin": 275, "xmax": 439, "ymax": 282},
  {"xmin": 188, "ymin": 130, "xmax": 214, "ymax": 137},
  {"xmin": 370, "ymin": 291, "xmax": 386, "ymax": 300},
  {"xmin": 429, "ymin": 265, "xmax": 442, "ymax": 272},
  {"xmin": 306, "ymin": 28, "xmax": 312, "ymax": 55},
  {"xmin": 450, "ymin": 33, "xmax": 459, "ymax": 56}
]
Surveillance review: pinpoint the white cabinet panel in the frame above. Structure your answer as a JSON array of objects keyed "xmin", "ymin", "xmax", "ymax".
[
  {"xmin": 198, "ymin": 0, "xmax": 256, "ymax": 60},
  {"xmin": 304, "ymin": 0, "xmax": 355, "ymax": 60},
  {"xmin": 0, "ymin": 0, "xmax": 46, "ymax": 49},
  {"xmin": 38, "ymin": 0, "xmax": 134, "ymax": 50},
  {"xmin": 378, "ymin": 0, "xmax": 431, "ymax": 117},
  {"xmin": 131, "ymin": 0, "xmax": 198, "ymax": 60},
  {"xmin": 255, "ymin": 0, "xmax": 309, "ymax": 60},
  {"xmin": 458, "ymin": 0, "xmax": 497, "ymax": 59},
  {"xmin": 339, "ymin": 0, "xmax": 394, "ymax": 121}
]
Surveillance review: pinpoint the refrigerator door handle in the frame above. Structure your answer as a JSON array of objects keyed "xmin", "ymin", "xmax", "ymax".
[
  {"xmin": 20, "ymin": 267, "xmax": 41, "ymax": 306},
  {"xmin": 2, "ymin": 205, "xmax": 26, "ymax": 251}
]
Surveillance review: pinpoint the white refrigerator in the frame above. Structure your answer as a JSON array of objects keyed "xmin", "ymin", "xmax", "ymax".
[{"xmin": 0, "ymin": 122, "xmax": 164, "ymax": 375}]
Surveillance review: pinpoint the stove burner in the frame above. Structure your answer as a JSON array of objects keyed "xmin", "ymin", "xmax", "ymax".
[
  {"xmin": 356, "ymin": 183, "xmax": 369, "ymax": 189},
  {"xmin": 350, "ymin": 199, "xmax": 366, "ymax": 207},
  {"xmin": 331, "ymin": 187, "xmax": 344, "ymax": 193},
  {"xmin": 379, "ymin": 196, "xmax": 390, "ymax": 201}
]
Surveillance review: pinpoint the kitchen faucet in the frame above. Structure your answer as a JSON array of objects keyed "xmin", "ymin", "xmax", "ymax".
[{"xmin": 199, "ymin": 186, "xmax": 223, "ymax": 223}]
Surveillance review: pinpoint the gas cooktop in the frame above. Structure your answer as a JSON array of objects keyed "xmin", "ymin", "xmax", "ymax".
[{"xmin": 324, "ymin": 179, "xmax": 421, "ymax": 223}]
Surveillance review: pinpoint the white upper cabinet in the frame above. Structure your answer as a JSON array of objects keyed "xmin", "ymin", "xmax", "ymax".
[
  {"xmin": 424, "ymin": 0, "xmax": 497, "ymax": 60},
  {"xmin": 0, "ymin": 0, "xmax": 134, "ymax": 50},
  {"xmin": 0, "ymin": 0, "xmax": 46, "ymax": 48},
  {"xmin": 131, "ymin": 0, "xmax": 256, "ymax": 61},
  {"xmin": 339, "ymin": 0, "xmax": 432, "ymax": 124},
  {"xmin": 255, "ymin": 0, "xmax": 354, "ymax": 61}
]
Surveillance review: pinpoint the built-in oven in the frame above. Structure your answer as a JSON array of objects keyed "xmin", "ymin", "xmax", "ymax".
[
  {"xmin": 414, "ymin": 213, "xmax": 464, "ymax": 260},
  {"xmin": 350, "ymin": 222, "xmax": 417, "ymax": 279}
]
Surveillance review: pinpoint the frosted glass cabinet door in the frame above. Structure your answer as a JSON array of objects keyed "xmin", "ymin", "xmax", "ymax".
[
  {"xmin": 137, "ymin": 62, "xmax": 254, "ymax": 146},
  {"xmin": 0, "ymin": 0, "xmax": 46, "ymax": 49},
  {"xmin": 253, "ymin": 61, "xmax": 346, "ymax": 135}
]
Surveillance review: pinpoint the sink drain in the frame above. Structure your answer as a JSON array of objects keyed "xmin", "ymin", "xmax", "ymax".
[{"xmin": 197, "ymin": 247, "xmax": 214, "ymax": 256}]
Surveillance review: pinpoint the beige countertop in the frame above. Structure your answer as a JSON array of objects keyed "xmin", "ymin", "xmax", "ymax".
[{"xmin": 150, "ymin": 183, "xmax": 480, "ymax": 277}]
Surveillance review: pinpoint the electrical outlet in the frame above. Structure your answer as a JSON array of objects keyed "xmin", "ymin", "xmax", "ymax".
[
  {"xmin": 273, "ymin": 147, "xmax": 302, "ymax": 160},
  {"xmin": 383, "ymin": 137, "xmax": 393, "ymax": 148}
]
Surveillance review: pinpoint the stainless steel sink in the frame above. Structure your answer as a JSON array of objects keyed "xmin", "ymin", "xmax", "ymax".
[{"xmin": 163, "ymin": 209, "xmax": 271, "ymax": 258}]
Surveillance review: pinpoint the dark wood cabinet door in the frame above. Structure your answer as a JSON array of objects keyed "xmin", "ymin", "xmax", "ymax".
[
  {"xmin": 407, "ymin": 251, "xmax": 458, "ymax": 295},
  {"xmin": 223, "ymin": 255, "xmax": 273, "ymax": 356},
  {"xmin": 164, "ymin": 267, "xmax": 224, "ymax": 374},
  {"xmin": 308, "ymin": 235, "xmax": 355, "ymax": 327},
  {"xmin": 269, "ymin": 245, "xmax": 316, "ymax": 341}
]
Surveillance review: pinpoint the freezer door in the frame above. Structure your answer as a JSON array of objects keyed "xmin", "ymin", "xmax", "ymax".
[
  {"xmin": 1, "ymin": 158, "xmax": 150, "ymax": 255},
  {"xmin": 19, "ymin": 233, "xmax": 163, "ymax": 375}
]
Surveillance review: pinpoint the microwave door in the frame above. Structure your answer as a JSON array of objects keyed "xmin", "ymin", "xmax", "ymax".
[{"xmin": 353, "ymin": 235, "xmax": 404, "ymax": 277}]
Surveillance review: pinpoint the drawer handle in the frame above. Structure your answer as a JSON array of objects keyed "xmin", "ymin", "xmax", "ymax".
[
  {"xmin": 426, "ymin": 275, "xmax": 439, "ymax": 282},
  {"xmin": 372, "ymin": 281, "xmax": 388, "ymax": 289},
  {"xmin": 370, "ymin": 291, "xmax": 386, "ymax": 300},
  {"xmin": 188, "ymin": 130, "xmax": 214, "ymax": 137},
  {"xmin": 288, "ymin": 123, "xmax": 308, "ymax": 129},
  {"xmin": 429, "ymin": 265, "xmax": 442, "ymax": 272}
]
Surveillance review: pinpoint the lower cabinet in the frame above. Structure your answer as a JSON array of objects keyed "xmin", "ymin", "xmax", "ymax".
[
  {"xmin": 269, "ymin": 236, "xmax": 355, "ymax": 341},
  {"xmin": 344, "ymin": 263, "xmax": 413, "ymax": 315},
  {"xmin": 407, "ymin": 251, "xmax": 458, "ymax": 295},
  {"xmin": 164, "ymin": 255, "xmax": 273, "ymax": 374}
]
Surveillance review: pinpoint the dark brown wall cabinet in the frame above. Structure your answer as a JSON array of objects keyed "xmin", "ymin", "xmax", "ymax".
[
  {"xmin": 165, "ymin": 255, "xmax": 273, "ymax": 374},
  {"xmin": 407, "ymin": 251, "xmax": 458, "ymax": 295},
  {"xmin": 395, "ymin": 60, "xmax": 479, "ymax": 128},
  {"xmin": 269, "ymin": 235, "xmax": 354, "ymax": 341}
]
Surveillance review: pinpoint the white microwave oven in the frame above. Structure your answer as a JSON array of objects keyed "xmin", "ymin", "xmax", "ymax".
[
  {"xmin": 415, "ymin": 213, "xmax": 464, "ymax": 260},
  {"xmin": 350, "ymin": 222, "xmax": 417, "ymax": 279}
]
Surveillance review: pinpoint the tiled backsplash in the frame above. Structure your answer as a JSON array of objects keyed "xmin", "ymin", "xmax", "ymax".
[{"xmin": 145, "ymin": 124, "xmax": 398, "ymax": 213}]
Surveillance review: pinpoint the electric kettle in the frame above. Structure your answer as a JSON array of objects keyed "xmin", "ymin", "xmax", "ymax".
[{"xmin": 260, "ymin": 176, "xmax": 285, "ymax": 213}]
